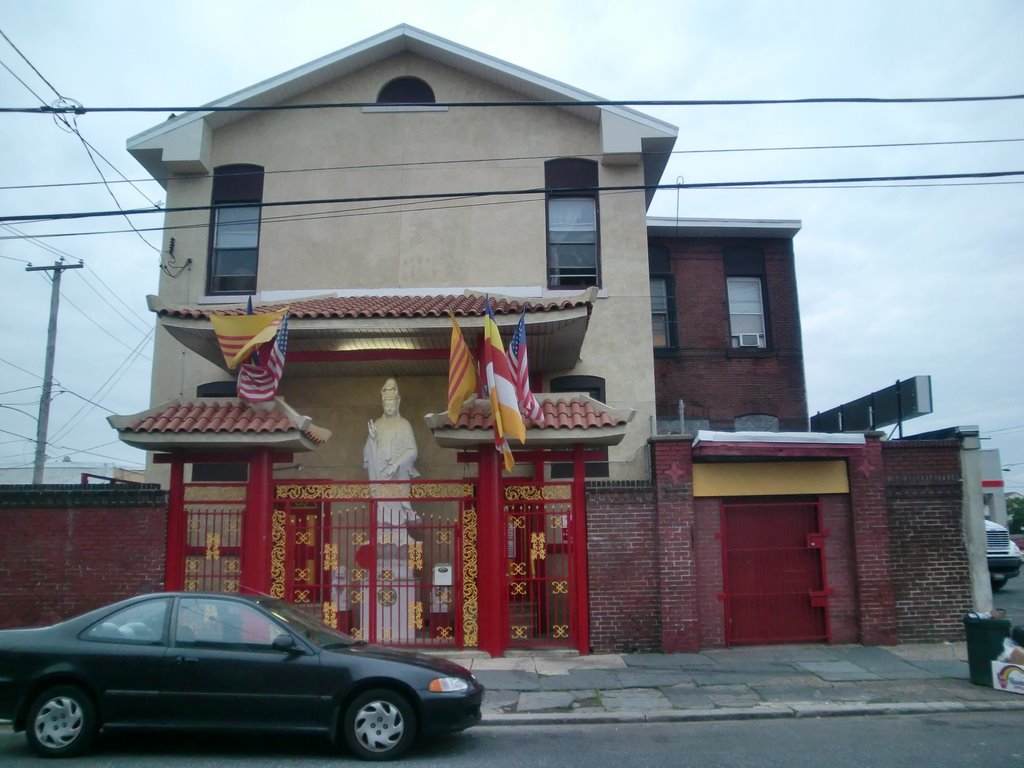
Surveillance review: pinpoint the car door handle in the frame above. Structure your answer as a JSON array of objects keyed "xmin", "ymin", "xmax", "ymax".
[{"xmin": 176, "ymin": 656, "xmax": 200, "ymax": 664}]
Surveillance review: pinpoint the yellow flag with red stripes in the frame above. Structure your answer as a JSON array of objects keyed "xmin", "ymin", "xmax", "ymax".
[{"xmin": 209, "ymin": 308, "xmax": 286, "ymax": 369}]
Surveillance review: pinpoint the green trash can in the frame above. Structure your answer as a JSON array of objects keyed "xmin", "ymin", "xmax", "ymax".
[{"xmin": 963, "ymin": 612, "xmax": 1011, "ymax": 686}]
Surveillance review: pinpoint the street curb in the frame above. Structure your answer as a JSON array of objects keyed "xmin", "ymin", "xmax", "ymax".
[{"xmin": 479, "ymin": 698, "xmax": 1024, "ymax": 726}]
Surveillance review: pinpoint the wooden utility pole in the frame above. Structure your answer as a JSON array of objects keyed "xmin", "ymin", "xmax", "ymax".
[{"xmin": 26, "ymin": 259, "xmax": 82, "ymax": 484}]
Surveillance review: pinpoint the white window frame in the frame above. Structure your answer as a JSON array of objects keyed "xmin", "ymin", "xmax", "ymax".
[{"xmin": 727, "ymin": 277, "xmax": 766, "ymax": 348}]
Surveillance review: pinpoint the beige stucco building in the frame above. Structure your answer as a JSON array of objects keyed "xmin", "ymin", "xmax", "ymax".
[{"xmin": 128, "ymin": 24, "xmax": 678, "ymax": 484}]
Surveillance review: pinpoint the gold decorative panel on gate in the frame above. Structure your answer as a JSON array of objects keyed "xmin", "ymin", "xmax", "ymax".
[
  {"xmin": 503, "ymin": 482, "xmax": 575, "ymax": 648},
  {"xmin": 183, "ymin": 484, "xmax": 245, "ymax": 594},
  {"xmin": 273, "ymin": 481, "xmax": 473, "ymax": 649}
]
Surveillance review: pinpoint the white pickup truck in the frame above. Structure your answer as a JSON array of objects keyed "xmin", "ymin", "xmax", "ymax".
[{"xmin": 987, "ymin": 518, "xmax": 1022, "ymax": 592}]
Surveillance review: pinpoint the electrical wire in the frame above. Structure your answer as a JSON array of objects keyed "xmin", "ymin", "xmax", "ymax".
[
  {"xmin": 4, "ymin": 169, "xmax": 1024, "ymax": 226},
  {"xmin": 0, "ymin": 29, "xmax": 162, "ymax": 255},
  {"xmin": 4, "ymin": 136, "xmax": 1023, "ymax": 193},
  {"xmin": 3, "ymin": 223, "xmax": 152, "ymax": 329},
  {"xmin": 6, "ymin": 93, "xmax": 1024, "ymax": 115}
]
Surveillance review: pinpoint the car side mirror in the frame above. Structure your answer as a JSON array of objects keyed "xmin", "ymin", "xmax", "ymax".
[{"xmin": 272, "ymin": 634, "xmax": 300, "ymax": 653}]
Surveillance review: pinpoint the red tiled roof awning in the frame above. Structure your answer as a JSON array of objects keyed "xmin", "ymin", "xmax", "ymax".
[
  {"xmin": 425, "ymin": 395, "xmax": 634, "ymax": 448},
  {"xmin": 149, "ymin": 290, "xmax": 595, "ymax": 378},
  {"xmin": 108, "ymin": 398, "xmax": 331, "ymax": 453}
]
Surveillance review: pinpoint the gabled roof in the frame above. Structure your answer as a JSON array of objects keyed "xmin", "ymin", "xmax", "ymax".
[
  {"xmin": 426, "ymin": 395, "xmax": 634, "ymax": 447},
  {"xmin": 108, "ymin": 398, "xmax": 331, "ymax": 453},
  {"xmin": 150, "ymin": 290, "xmax": 595, "ymax": 378},
  {"xmin": 127, "ymin": 24, "xmax": 677, "ymax": 201}
]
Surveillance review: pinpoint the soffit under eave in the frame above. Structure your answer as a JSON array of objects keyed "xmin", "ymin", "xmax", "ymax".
[
  {"xmin": 429, "ymin": 425, "xmax": 629, "ymax": 449},
  {"xmin": 112, "ymin": 431, "xmax": 323, "ymax": 454},
  {"xmin": 158, "ymin": 309, "xmax": 590, "ymax": 376}
]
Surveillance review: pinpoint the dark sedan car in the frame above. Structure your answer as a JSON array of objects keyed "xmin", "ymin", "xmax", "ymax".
[{"xmin": 0, "ymin": 592, "xmax": 483, "ymax": 760}]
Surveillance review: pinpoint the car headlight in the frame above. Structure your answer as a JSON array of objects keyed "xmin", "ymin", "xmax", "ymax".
[{"xmin": 429, "ymin": 676, "xmax": 470, "ymax": 693}]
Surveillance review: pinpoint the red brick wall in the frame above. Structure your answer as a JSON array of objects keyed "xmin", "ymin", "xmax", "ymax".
[
  {"xmin": 694, "ymin": 497, "xmax": 725, "ymax": 647},
  {"xmin": 821, "ymin": 494, "xmax": 858, "ymax": 643},
  {"xmin": 653, "ymin": 441, "xmax": 699, "ymax": 652},
  {"xmin": 882, "ymin": 440, "xmax": 970, "ymax": 641},
  {"xmin": 585, "ymin": 482, "xmax": 660, "ymax": 653},
  {"xmin": 651, "ymin": 236, "xmax": 807, "ymax": 431},
  {"xmin": 0, "ymin": 487, "xmax": 167, "ymax": 628},
  {"xmin": 848, "ymin": 435, "xmax": 898, "ymax": 644}
]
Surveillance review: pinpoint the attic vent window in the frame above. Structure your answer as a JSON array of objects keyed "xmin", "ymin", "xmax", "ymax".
[{"xmin": 376, "ymin": 77, "xmax": 436, "ymax": 104}]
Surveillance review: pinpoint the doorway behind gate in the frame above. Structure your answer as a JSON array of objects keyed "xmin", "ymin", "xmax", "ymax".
[{"xmin": 721, "ymin": 498, "xmax": 830, "ymax": 645}]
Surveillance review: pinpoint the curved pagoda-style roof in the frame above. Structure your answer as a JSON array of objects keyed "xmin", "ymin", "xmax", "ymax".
[
  {"xmin": 150, "ymin": 290, "xmax": 595, "ymax": 378},
  {"xmin": 108, "ymin": 398, "xmax": 331, "ymax": 453},
  {"xmin": 427, "ymin": 394, "xmax": 634, "ymax": 448}
]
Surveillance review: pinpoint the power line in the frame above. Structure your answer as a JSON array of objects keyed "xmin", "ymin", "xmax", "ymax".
[
  {"xmin": 0, "ymin": 28, "xmax": 162, "ymax": 255},
  {"xmin": 5, "ymin": 93, "xmax": 1024, "ymax": 115},
  {"xmin": 4, "ymin": 136, "xmax": 1023, "ymax": 193},
  {"xmin": 4, "ymin": 169, "xmax": 1024, "ymax": 226},
  {"xmin": 3, "ymin": 223, "xmax": 152, "ymax": 330},
  {"xmin": 3, "ymin": 174, "xmax": 1023, "ymax": 243}
]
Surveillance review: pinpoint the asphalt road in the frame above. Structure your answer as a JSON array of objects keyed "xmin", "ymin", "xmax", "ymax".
[
  {"xmin": 2, "ymin": 713, "xmax": 1023, "ymax": 767},
  {"xmin": 993, "ymin": 576, "xmax": 1024, "ymax": 620}
]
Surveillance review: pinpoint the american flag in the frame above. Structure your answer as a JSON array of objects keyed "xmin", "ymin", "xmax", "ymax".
[
  {"xmin": 506, "ymin": 311, "xmax": 544, "ymax": 423},
  {"xmin": 237, "ymin": 313, "xmax": 289, "ymax": 402}
]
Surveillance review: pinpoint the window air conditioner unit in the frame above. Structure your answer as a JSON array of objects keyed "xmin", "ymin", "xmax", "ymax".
[{"xmin": 738, "ymin": 333, "xmax": 762, "ymax": 347}]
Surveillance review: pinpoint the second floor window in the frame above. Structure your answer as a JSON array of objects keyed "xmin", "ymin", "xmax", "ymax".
[
  {"xmin": 545, "ymin": 158, "xmax": 599, "ymax": 288},
  {"xmin": 208, "ymin": 164, "xmax": 264, "ymax": 295},
  {"xmin": 547, "ymin": 197, "xmax": 597, "ymax": 287},
  {"xmin": 727, "ymin": 276, "xmax": 766, "ymax": 348}
]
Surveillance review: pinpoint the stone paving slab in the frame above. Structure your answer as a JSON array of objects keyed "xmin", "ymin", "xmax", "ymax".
[
  {"xmin": 515, "ymin": 691, "xmax": 578, "ymax": 713},
  {"xmin": 621, "ymin": 653, "xmax": 715, "ymax": 669},
  {"xmin": 903, "ymin": 659, "xmax": 970, "ymax": 678},
  {"xmin": 538, "ymin": 669, "xmax": 623, "ymax": 691},
  {"xmin": 613, "ymin": 669, "xmax": 693, "ymax": 687},
  {"xmin": 660, "ymin": 686, "xmax": 717, "ymax": 709},
  {"xmin": 794, "ymin": 661, "xmax": 883, "ymax": 681},
  {"xmin": 473, "ymin": 669, "xmax": 541, "ymax": 691},
  {"xmin": 702, "ymin": 684, "xmax": 764, "ymax": 708},
  {"xmin": 598, "ymin": 688, "xmax": 673, "ymax": 712}
]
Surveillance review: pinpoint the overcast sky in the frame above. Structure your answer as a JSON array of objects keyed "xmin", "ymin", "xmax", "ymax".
[{"xmin": 1, "ymin": 0, "xmax": 1022, "ymax": 494}]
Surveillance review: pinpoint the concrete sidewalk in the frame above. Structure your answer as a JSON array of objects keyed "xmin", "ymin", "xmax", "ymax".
[{"xmin": 445, "ymin": 642, "xmax": 1024, "ymax": 724}]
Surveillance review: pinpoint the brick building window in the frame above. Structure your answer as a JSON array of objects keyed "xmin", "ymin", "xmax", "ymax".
[
  {"xmin": 648, "ymin": 245, "xmax": 676, "ymax": 352},
  {"xmin": 208, "ymin": 164, "xmax": 264, "ymax": 296},
  {"xmin": 727, "ymin": 277, "xmax": 766, "ymax": 348},
  {"xmin": 724, "ymin": 245, "xmax": 768, "ymax": 349}
]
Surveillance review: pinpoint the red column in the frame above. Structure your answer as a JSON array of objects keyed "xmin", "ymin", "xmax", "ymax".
[
  {"xmin": 476, "ymin": 448, "xmax": 505, "ymax": 656},
  {"xmin": 240, "ymin": 448, "xmax": 274, "ymax": 596},
  {"xmin": 164, "ymin": 454, "xmax": 186, "ymax": 591}
]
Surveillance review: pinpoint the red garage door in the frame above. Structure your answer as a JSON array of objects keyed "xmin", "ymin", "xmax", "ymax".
[{"xmin": 721, "ymin": 499, "xmax": 829, "ymax": 645}]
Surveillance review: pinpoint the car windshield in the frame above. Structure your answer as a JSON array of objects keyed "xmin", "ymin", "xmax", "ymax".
[{"xmin": 257, "ymin": 598, "xmax": 362, "ymax": 648}]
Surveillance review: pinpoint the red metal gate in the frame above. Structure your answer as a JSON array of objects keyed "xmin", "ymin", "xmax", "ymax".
[
  {"xmin": 503, "ymin": 481, "xmax": 580, "ymax": 649},
  {"xmin": 721, "ymin": 499, "xmax": 829, "ymax": 645},
  {"xmin": 273, "ymin": 480, "xmax": 473, "ymax": 647},
  {"xmin": 181, "ymin": 483, "xmax": 246, "ymax": 594}
]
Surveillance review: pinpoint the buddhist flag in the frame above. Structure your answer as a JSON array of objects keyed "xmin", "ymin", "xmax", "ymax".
[
  {"xmin": 447, "ymin": 311, "xmax": 478, "ymax": 423},
  {"xmin": 210, "ymin": 307, "xmax": 286, "ymax": 369},
  {"xmin": 483, "ymin": 298, "xmax": 526, "ymax": 471}
]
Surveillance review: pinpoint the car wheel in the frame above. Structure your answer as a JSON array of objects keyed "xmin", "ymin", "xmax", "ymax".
[
  {"xmin": 343, "ymin": 688, "xmax": 416, "ymax": 761},
  {"xmin": 25, "ymin": 685, "xmax": 97, "ymax": 758},
  {"xmin": 991, "ymin": 576, "xmax": 1008, "ymax": 592}
]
